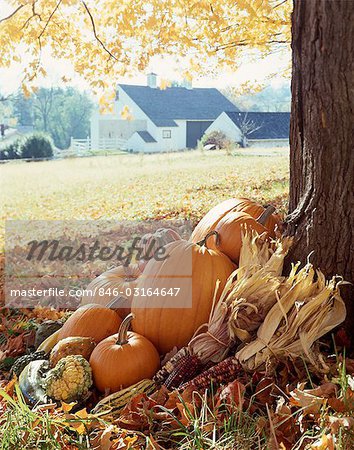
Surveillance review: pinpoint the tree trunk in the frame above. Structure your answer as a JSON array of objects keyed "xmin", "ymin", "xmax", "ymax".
[{"xmin": 287, "ymin": 0, "xmax": 354, "ymax": 329}]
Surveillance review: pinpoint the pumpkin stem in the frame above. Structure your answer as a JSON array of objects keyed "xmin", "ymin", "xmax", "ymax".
[
  {"xmin": 257, "ymin": 205, "xmax": 276, "ymax": 226},
  {"xmin": 116, "ymin": 313, "xmax": 135, "ymax": 345},
  {"xmin": 196, "ymin": 230, "xmax": 220, "ymax": 248},
  {"xmin": 123, "ymin": 265, "xmax": 137, "ymax": 282}
]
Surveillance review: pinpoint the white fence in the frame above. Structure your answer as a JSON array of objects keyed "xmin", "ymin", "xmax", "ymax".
[{"xmin": 70, "ymin": 137, "xmax": 127, "ymax": 155}]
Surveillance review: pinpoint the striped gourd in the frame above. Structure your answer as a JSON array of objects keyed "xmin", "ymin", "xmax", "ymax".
[{"xmin": 92, "ymin": 379, "xmax": 156, "ymax": 418}]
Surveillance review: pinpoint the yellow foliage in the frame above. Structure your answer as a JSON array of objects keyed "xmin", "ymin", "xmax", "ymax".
[
  {"xmin": 0, "ymin": 0, "xmax": 291, "ymax": 92},
  {"xmin": 159, "ymin": 78, "xmax": 172, "ymax": 90},
  {"xmin": 120, "ymin": 105, "xmax": 134, "ymax": 120}
]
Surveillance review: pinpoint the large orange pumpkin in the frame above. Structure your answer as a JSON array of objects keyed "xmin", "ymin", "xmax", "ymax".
[
  {"xmin": 90, "ymin": 314, "xmax": 160, "ymax": 393},
  {"xmin": 131, "ymin": 238, "xmax": 235, "ymax": 354},
  {"xmin": 138, "ymin": 228, "xmax": 182, "ymax": 271},
  {"xmin": 207, "ymin": 210, "xmax": 271, "ymax": 263},
  {"xmin": 191, "ymin": 197, "xmax": 281, "ymax": 243},
  {"xmin": 81, "ymin": 264, "xmax": 140, "ymax": 318},
  {"xmin": 59, "ymin": 304, "xmax": 122, "ymax": 344}
]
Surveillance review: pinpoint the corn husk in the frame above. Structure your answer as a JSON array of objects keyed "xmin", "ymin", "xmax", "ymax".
[
  {"xmin": 189, "ymin": 280, "xmax": 232, "ymax": 364},
  {"xmin": 225, "ymin": 230, "xmax": 292, "ymax": 342},
  {"xmin": 189, "ymin": 231, "xmax": 292, "ymax": 363},
  {"xmin": 238, "ymin": 228, "xmax": 293, "ymax": 278},
  {"xmin": 236, "ymin": 264, "xmax": 346, "ymax": 372}
]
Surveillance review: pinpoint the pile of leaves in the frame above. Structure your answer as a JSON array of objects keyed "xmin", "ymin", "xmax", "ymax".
[
  {"xmin": 0, "ymin": 308, "xmax": 68, "ymax": 380},
  {"xmin": 0, "ymin": 233, "xmax": 353, "ymax": 449},
  {"xmin": 1, "ymin": 347, "xmax": 354, "ymax": 449}
]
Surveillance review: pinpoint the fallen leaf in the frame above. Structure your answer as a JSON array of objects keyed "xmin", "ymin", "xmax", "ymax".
[
  {"xmin": 216, "ymin": 379, "xmax": 246, "ymax": 408},
  {"xmin": 289, "ymin": 387, "xmax": 326, "ymax": 415},
  {"xmin": 328, "ymin": 416, "xmax": 354, "ymax": 433},
  {"xmin": 310, "ymin": 433, "xmax": 335, "ymax": 450}
]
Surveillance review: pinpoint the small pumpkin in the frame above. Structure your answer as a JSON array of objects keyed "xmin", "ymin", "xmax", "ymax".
[
  {"xmin": 59, "ymin": 304, "xmax": 122, "ymax": 344},
  {"xmin": 11, "ymin": 351, "xmax": 48, "ymax": 378},
  {"xmin": 191, "ymin": 197, "xmax": 281, "ymax": 243},
  {"xmin": 131, "ymin": 237, "xmax": 235, "ymax": 354},
  {"xmin": 138, "ymin": 228, "xmax": 182, "ymax": 271},
  {"xmin": 19, "ymin": 359, "xmax": 49, "ymax": 405},
  {"xmin": 50, "ymin": 337, "xmax": 96, "ymax": 367},
  {"xmin": 90, "ymin": 314, "xmax": 160, "ymax": 393},
  {"xmin": 81, "ymin": 265, "xmax": 140, "ymax": 318},
  {"xmin": 205, "ymin": 206, "xmax": 275, "ymax": 264},
  {"xmin": 45, "ymin": 355, "xmax": 93, "ymax": 403}
]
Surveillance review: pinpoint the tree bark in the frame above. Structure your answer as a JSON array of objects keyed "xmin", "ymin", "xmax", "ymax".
[{"xmin": 287, "ymin": 0, "xmax": 354, "ymax": 328}]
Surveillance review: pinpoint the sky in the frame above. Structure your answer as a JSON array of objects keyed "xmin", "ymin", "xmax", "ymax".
[{"xmin": 0, "ymin": 1, "xmax": 291, "ymax": 96}]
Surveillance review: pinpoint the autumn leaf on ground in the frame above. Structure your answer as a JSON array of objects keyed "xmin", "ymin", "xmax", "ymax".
[
  {"xmin": 329, "ymin": 415, "xmax": 354, "ymax": 433},
  {"xmin": 215, "ymin": 379, "xmax": 246, "ymax": 408},
  {"xmin": 310, "ymin": 433, "xmax": 335, "ymax": 450}
]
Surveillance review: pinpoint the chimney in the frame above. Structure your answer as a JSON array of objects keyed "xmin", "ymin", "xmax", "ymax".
[{"xmin": 147, "ymin": 72, "xmax": 157, "ymax": 88}]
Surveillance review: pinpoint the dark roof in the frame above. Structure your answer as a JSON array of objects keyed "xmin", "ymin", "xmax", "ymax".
[
  {"xmin": 225, "ymin": 112, "xmax": 290, "ymax": 139},
  {"xmin": 119, "ymin": 84, "xmax": 239, "ymax": 126},
  {"xmin": 154, "ymin": 119, "xmax": 178, "ymax": 127},
  {"xmin": 136, "ymin": 130, "xmax": 157, "ymax": 143}
]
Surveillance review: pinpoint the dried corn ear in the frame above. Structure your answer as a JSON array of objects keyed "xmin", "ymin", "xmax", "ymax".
[
  {"xmin": 153, "ymin": 347, "xmax": 189, "ymax": 386},
  {"xmin": 180, "ymin": 357, "xmax": 241, "ymax": 392},
  {"xmin": 164, "ymin": 354, "xmax": 202, "ymax": 389}
]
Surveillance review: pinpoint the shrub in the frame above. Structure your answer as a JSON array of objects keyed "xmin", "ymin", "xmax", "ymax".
[
  {"xmin": 0, "ymin": 134, "xmax": 54, "ymax": 160},
  {"xmin": 0, "ymin": 140, "xmax": 22, "ymax": 160},
  {"xmin": 200, "ymin": 131, "xmax": 232, "ymax": 150},
  {"xmin": 20, "ymin": 134, "xmax": 54, "ymax": 159}
]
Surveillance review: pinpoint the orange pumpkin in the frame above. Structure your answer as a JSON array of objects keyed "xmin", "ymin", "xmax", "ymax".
[
  {"xmin": 131, "ymin": 238, "xmax": 235, "ymax": 354},
  {"xmin": 89, "ymin": 314, "xmax": 160, "ymax": 393},
  {"xmin": 206, "ymin": 209, "xmax": 271, "ymax": 263},
  {"xmin": 191, "ymin": 197, "xmax": 281, "ymax": 243},
  {"xmin": 59, "ymin": 304, "xmax": 122, "ymax": 344},
  {"xmin": 81, "ymin": 265, "xmax": 140, "ymax": 318},
  {"xmin": 138, "ymin": 228, "xmax": 182, "ymax": 271}
]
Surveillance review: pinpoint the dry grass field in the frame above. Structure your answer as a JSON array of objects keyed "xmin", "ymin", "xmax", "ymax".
[{"xmin": 0, "ymin": 148, "xmax": 289, "ymax": 246}]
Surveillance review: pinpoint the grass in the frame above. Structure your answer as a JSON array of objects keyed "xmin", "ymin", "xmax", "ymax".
[
  {"xmin": 158, "ymin": 390, "xmax": 267, "ymax": 450},
  {"xmin": 0, "ymin": 148, "xmax": 289, "ymax": 247},
  {"xmin": 0, "ymin": 385, "xmax": 93, "ymax": 449}
]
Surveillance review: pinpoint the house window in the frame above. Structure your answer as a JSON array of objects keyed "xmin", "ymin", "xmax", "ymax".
[
  {"xmin": 115, "ymin": 90, "xmax": 119, "ymax": 101},
  {"xmin": 163, "ymin": 130, "xmax": 171, "ymax": 139}
]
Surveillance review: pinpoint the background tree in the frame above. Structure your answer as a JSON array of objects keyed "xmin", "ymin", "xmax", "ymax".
[
  {"xmin": 13, "ymin": 88, "xmax": 93, "ymax": 149},
  {"xmin": 236, "ymin": 114, "xmax": 262, "ymax": 148},
  {"xmin": 224, "ymin": 83, "xmax": 291, "ymax": 112}
]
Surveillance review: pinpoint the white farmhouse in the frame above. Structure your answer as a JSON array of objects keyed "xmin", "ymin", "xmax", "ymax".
[{"xmin": 90, "ymin": 74, "xmax": 239, "ymax": 153}]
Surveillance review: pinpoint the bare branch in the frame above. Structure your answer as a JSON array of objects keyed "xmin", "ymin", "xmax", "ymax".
[
  {"xmin": 274, "ymin": 0, "xmax": 288, "ymax": 9},
  {"xmin": 0, "ymin": 4, "xmax": 24, "ymax": 24},
  {"xmin": 38, "ymin": 0, "xmax": 62, "ymax": 40},
  {"xmin": 238, "ymin": 113, "xmax": 262, "ymax": 136},
  {"xmin": 22, "ymin": 0, "xmax": 42, "ymax": 29},
  {"xmin": 81, "ymin": 1, "xmax": 120, "ymax": 62}
]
